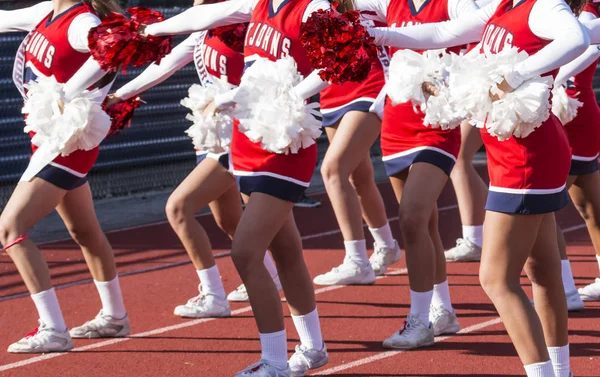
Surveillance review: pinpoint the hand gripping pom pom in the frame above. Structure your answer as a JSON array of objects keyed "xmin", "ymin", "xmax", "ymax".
[
  {"xmin": 181, "ymin": 79, "xmax": 234, "ymax": 153},
  {"xmin": 487, "ymin": 76, "xmax": 554, "ymax": 141},
  {"xmin": 233, "ymin": 57, "xmax": 323, "ymax": 154},
  {"xmin": 88, "ymin": 7, "xmax": 172, "ymax": 73},
  {"xmin": 103, "ymin": 97, "xmax": 142, "ymax": 137},
  {"xmin": 551, "ymin": 84, "xmax": 582, "ymax": 125},
  {"xmin": 209, "ymin": 23, "xmax": 248, "ymax": 53},
  {"xmin": 300, "ymin": 9, "xmax": 379, "ymax": 84},
  {"xmin": 22, "ymin": 78, "xmax": 111, "ymax": 156}
]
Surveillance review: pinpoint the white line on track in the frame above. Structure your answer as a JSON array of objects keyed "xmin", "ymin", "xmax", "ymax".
[
  {"xmin": 314, "ymin": 318, "xmax": 503, "ymax": 375},
  {"xmin": 0, "ymin": 269, "xmax": 407, "ymax": 372}
]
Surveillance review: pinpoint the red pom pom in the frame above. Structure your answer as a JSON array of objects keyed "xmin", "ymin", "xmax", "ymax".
[
  {"xmin": 103, "ymin": 97, "xmax": 142, "ymax": 137},
  {"xmin": 300, "ymin": 9, "xmax": 378, "ymax": 84},
  {"xmin": 209, "ymin": 23, "xmax": 248, "ymax": 53},
  {"xmin": 88, "ymin": 8, "xmax": 173, "ymax": 73}
]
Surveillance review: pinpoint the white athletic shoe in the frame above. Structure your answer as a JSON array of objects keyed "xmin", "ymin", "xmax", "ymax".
[
  {"xmin": 313, "ymin": 258, "xmax": 376, "ymax": 286},
  {"xmin": 234, "ymin": 360, "xmax": 291, "ymax": 376},
  {"xmin": 174, "ymin": 288, "xmax": 231, "ymax": 318},
  {"xmin": 369, "ymin": 241, "xmax": 403, "ymax": 276},
  {"xmin": 382, "ymin": 314, "xmax": 435, "ymax": 350},
  {"xmin": 429, "ymin": 306, "xmax": 461, "ymax": 336},
  {"xmin": 228, "ymin": 277, "xmax": 283, "ymax": 302},
  {"xmin": 70, "ymin": 310, "xmax": 131, "ymax": 338},
  {"xmin": 288, "ymin": 343, "xmax": 329, "ymax": 376},
  {"xmin": 578, "ymin": 278, "xmax": 600, "ymax": 301},
  {"xmin": 565, "ymin": 290, "xmax": 585, "ymax": 311},
  {"xmin": 445, "ymin": 238, "xmax": 482, "ymax": 262},
  {"xmin": 8, "ymin": 320, "xmax": 74, "ymax": 353}
]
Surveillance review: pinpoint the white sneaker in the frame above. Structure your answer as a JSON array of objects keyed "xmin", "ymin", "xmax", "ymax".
[
  {"xmin": 566, "ymin": 290, "xmax": 584, "ymax": 311},
  {"xmin": 70, "ymin": 310, "xmax": 130, "ymax": 338},
  {"xmin": 578, "ymin": 278, "xmax": 600, "ymax": 301},
  {"xmin": 228, "ymin": 277, "xmax": 283, "ymax": 302},
  {"xmin": 429, "ymin": 306, "xmax": 461, "ymax": 336},
  {"xmin": 382, "ymin": 314, "xmax": 435, "ymax": 350},
  {"xmin": 445, "ymin": 238, "xmax": 482, "ymax": 262},
  {"xmin": 234, "ymin": 360, "xmax": 291, "ymax": 376},
  {"xmin": 288, "ymin": 343, "xmax": 329, "ymax": 376},
  {"xmin": 8, "ymin": 320, "xmax": 74, "ymax": 353},
  {"xmin": 174, "ymin": 289, "xmax": 231, "ymax": 318},
  {"xmin": 369, "ymin": 241, "xmax": 402, "ymax": 276},
  {"xmin": 313, "ymin": 258, "xmax": 376, "ymax": 286}
]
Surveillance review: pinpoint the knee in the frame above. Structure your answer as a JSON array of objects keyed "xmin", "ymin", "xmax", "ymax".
[
  {"xmin": 478, "ymin": 267, "xmax": 517, "ymax": 301},
  {"xmin": 66, "ymin": 224, "xmax": 101, "ymax": 247},
  {"xmin": 0, "ymin": 219, "xmax": 24, "ymax": 248},
  {"xmin": 398, "ymin": 206, "xmax": 429, "ymax": 240},
  {"xmin": 165, "ymin": 195, "xmax": 190, "ymax": 228},
  {"xmin": 349, "ymin": 168, "xmax": 374, "ymax": 194},
  {"xmin": 231, "ymin": 241, "xmax": 265, "ymax": 279},
  {"xmin": 320, "ymin": 159, "xmax": 347, "ymax": 188}
]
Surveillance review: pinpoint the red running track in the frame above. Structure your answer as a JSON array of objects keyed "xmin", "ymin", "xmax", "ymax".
[{"xmin": 0, "ymin": 177, "xmax": 599, "ymax": 377}]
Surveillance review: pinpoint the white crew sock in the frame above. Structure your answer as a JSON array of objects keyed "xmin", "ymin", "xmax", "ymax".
[
  {"xmin": 94, "ymin": 276, "xmax": 127, "ymax": 319},
  {"xmin": 524, "ymin": 360, "xmax": 555, "ymax": 377},
  {"xmin": 197, "ymin": 265, "xmax": 226, "ymax": 301},
  {"xmin": 259, "ymin": 329, "xmax": 288, "ymax": 370},
  {"xmin": 368, "ymin": 223, "xmax": 396, "ymax": 249},
  {"xmin": 264, "ymin": 252, "xmax": 279, "ymax": 281},
  {"xmin": 561, "ymin": 260, "xmax": 577, "ymax": 294},
  {"xmin": 31, "ymin": 288, "xmax": 67, "ymax": 332},
  {"xmin": 291, "ymin": 308, "xmax": 324, "ymax": 350},
  {"xmin": 548, "ymin": 345, "xmax": 570, "ymax": 377},
  {"xmin": 462, "ymin": 225, "xmax": 483, "ymax": 248},
  {"xmin": 344, "ymin": 240, "xmax": 369, "ymax": 266},
  {"xmin": 409, "ymin": 289, "xmax": 434, "ymax": 326},
  {"xmin": 432, "ymin": 280, "xmax": 454, "ymax": 312}
]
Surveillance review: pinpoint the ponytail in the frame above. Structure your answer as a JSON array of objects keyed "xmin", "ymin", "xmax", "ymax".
[
  {"xmin": 329, "ymin": 0, "xmax": 354, "ymax": 13},
  {"xmin": 566, "ymin": 0, "xmax": 586, "ymax": 15},
  {"xmin": 83, "ymin": 0, "xmax": 122, "ymax": 19}
]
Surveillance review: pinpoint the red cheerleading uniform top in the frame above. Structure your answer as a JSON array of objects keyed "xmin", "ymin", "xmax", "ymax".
[
  {"xmin": 230, "ymin": 0, "xmax": 319, "ymax": 186},
  {"xmin": 24, "ymin": 3, "xmax": 99, "ymax": 176},
  {"xmin": 570, "ymin": 3, "xmax": 599, "ymax": 91},
  {"xmin": 480, "ymin": 0, "xmax": 571, "ymax": 193},
  {"xmin": 196, "ymin": 32, "xmax": 245, "ymax": 87}
]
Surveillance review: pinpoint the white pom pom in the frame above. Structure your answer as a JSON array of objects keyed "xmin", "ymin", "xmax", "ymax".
[
  {"xmin": 487, "ymin": 76, "xmax": 554, "ymax": 141},
  {"xmin": 423, "ymin": 86, "xmax": 463, "ymax": 130},
  {"xmin": 233, "ymin": 57, "xmax": 322, "ymax": 154},
  {"xmin": 22, "ymin": 78, "xmax": 110, "ymax": 156},
  {"xmin": 387, "ymin": 49, "xmax": 454, "ymax": 108},
  {"xmin": 551, "ymin": 85, "xmax": 582, "ymax": 125},
  {"xmin": 181, "ymin": 79, "xmax": 234, "ymax": 153}
]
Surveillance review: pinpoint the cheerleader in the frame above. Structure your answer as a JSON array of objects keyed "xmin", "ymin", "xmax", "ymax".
[
  {"xmin": 108, "ymin": 0, "xmax": 282, "ymax": 318},
  {"xmin": 0, "ymin": 0, "xmax": 130, "ymax": 353},
  {"xmin": 368, "ymin": 0, "xmax": 588, "ymax": 375},
  {"xmin": 312, "ymin": 1, "xmax": 402, "ymax": 286},
  {"xmin": 351, "ymin": 0, "xmax": 479, "ymax": 348},
  {"xmin": 443, "ymin": 0, "xmax": 493, "ymax": 265},
  {"xmin": 554, "ymin": 0, "xmax": 600, "ymax": 305},
  {"xmin": 143, "ymin": 0, "xmax": 330, "ymax": 375}
]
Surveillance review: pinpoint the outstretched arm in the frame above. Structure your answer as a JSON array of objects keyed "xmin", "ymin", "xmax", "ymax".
[
  {"xmin": 145, "ymin": 0, "xmax": 255, "ymax": 37},
  {"xmin": 115, "ymin": 34, "xmax": 197, "ymax": 100},
  {"xmin": 0, "ymin": 2, "xmax": 53, "ymax": 33}
]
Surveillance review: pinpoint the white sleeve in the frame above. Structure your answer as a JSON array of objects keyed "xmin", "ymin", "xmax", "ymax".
[
  {"xmin": 554, "ymin": 11, "xmax": 600, "ymax": 86},
  {"xmin": 62, "ymin": 58, "xmax": 109, "ymax": 101},
  {"xmin": 0, "ymin": 2, "xmax": 53, "ymax": 33},
  {"xmin": 475, "ymin": 0, "xmax": 494, "ymax": 8},
  {"xmin": 146, "ymin": 0, "xmax": 257, "ymax": 37},
  {"xmin": 368, "ymin": 0, "xmax": 498, "ymax": 49},
  {"xmin": 302, "ymin": 0, "xmax": 336, "ymax": 21},
  {"xmin": 68, "ymin": 13, "xmax": 101, "ymax": 53},
  {"xmin": 448, "ymin": 0, "xmax": 479, "ymax": 20},
  {"xmin": 116, "ymin": 34, "xmax": 197, "ymax": 100},
  {"xmin": 351, "ymin": 0, "xmax": 389, "ymax": 22},
  {"xmin": 505, "ymin": 0, "xmax": 589, "ymax": 88}
]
